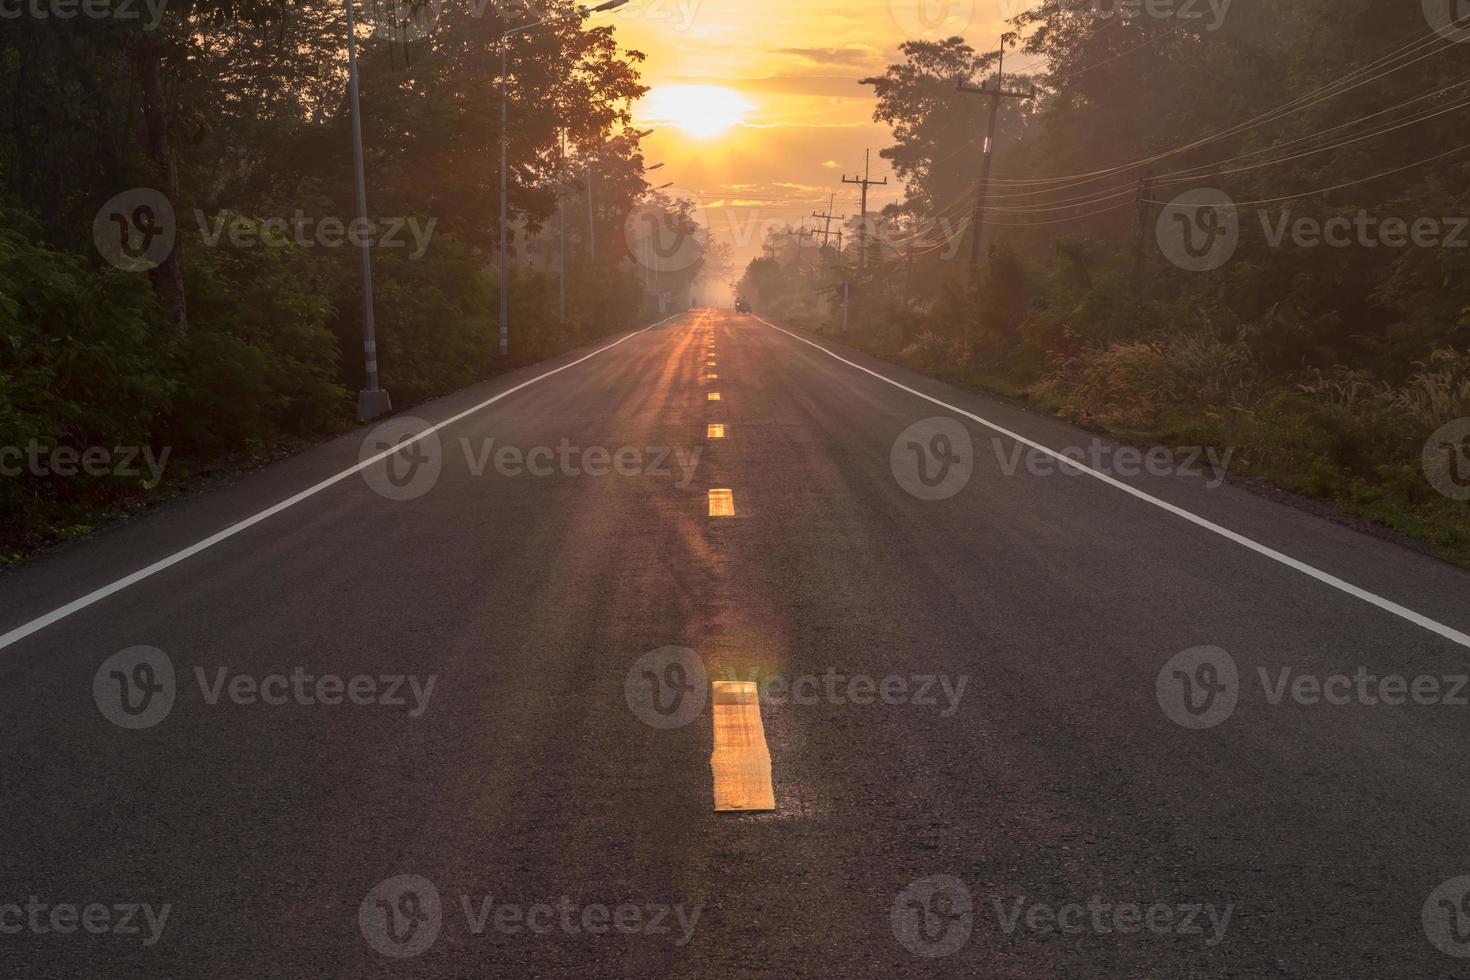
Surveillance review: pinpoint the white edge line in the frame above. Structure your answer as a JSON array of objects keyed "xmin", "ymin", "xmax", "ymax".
[
  {"xmin": 756, "ymin": 316, "xmax": 1470, "ymax": 651},
  {"xmin": 0, "ymin": 313, "xmax": 686, "ymax": 652}
]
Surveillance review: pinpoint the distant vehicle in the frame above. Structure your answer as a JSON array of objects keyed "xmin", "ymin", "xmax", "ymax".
[{"xmin": 734, "ymin": 297, "xmax": 751, "ymax": 314}]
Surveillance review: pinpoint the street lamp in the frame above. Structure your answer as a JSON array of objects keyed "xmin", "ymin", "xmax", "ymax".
[
  {"xmin": 345, "ymin": 0, "xmax": 392, "ymax": 421},
  {"xmin": 498, "ymin": 0, "xmax": 628, "ymax": 357},
  {"xmin": 584, "ymin": 128, "xmax": 652, "ymax": 262},
  {"xmin": 639, "ymin": 181, "xmax": 675, "ymax": 303}
]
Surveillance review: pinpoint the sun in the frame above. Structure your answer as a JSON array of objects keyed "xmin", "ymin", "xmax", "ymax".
[{"xmin": 639, "ymin": 85, "xmax": 755, "ymax": 139}]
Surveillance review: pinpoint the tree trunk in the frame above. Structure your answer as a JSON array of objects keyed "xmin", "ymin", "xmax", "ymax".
[{"xmin": 135, "ymin": 37, "xmax": 188, "ymax": 335}]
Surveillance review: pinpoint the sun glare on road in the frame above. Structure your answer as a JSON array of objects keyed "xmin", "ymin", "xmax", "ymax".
[{"xmin": 639, "ymin": 85, "xmax": 755, "ymax": 139}]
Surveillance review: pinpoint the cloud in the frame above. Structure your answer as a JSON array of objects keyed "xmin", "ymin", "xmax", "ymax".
[
  {"xmin": 820, "ymin": 160, "xmax": 839, "ymax": 168},
  {"xmin": 775, "ymin": 46, "xmax": 882, "ymax": 68},
  {"xmin": 672, "ymin": 74, "xmax": 874, "ymax": 100}
]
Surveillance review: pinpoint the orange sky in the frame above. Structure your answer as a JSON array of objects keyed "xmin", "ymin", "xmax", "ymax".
[{"xmin": 607, "ymin": 0, "xmax": 1016, "ymax": 277}]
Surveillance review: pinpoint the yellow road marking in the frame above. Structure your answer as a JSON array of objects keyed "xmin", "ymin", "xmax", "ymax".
[
  {"xmin": 707, "ymin": 424, "xmax": 725, "ymax": 439},
  {"xmin": 708, "ymin": 392, "xmax": 720, "ymax": 401},
  {"xmin": 707, "ymin": 373, "xmax": 718, "ymax": 380},
  {"xmin": 707, "ymin": 488, "xmax": 735, "ymax": 516},
  {"xmin": 710, "ymin": 681, "xmax": 775, "ymax": 812}
]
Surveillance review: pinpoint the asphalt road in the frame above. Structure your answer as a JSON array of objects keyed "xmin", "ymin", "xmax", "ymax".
[{"xmin": 3, "ymin": 308, "xmax": 1470, "ymax": 978}]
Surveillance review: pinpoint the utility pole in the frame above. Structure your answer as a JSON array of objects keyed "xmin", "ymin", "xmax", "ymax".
[
  {"xmin": 586, "ymin": 168, "xmax": 596, "ymax": 261},
  {"xmin": 1133, "ymin": 172, "xmax": 1154, "ymax": 295},
  {"xmin": 558, "ymin": 131, "xmax": 567, "ymax": 330},
  {"xmin": 842, "ymin": 149, "xmax": 888, "ymax": 271},
  {"xmin": 812, "ymin": 194, "xmax": 845, "ymax": 247},
  {"xmin": 958, "ymin": 34, "xmax": 1037, "ymax": 270},
  {"xmin": 498, "ymin": 34, "xmax": 510, "ymax": 356},
  {"xmin": 345, "ymin": 0, "xmax": 391, "ymax": 421},
  {"xmin": 903, "ymin": 243, "xmax": 914, "ymax": 308}
]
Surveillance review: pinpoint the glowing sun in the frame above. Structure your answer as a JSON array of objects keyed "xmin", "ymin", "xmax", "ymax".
[{"xmin": 639, "ymin": 85, "xmax": 755, "ymax": 139}]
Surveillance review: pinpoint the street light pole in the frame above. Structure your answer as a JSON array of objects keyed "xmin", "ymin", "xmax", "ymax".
[
  {"xmin": 346, "ymin": 0, "xmax": 392, "ymax": 421},
  {"xmin": 583, "ymin": 129, "xmax": 652, "ymax": 266},
  {"xmin": 496, "ymin": 0, "xmax": 628, "ymax": 359},
  {"xmin": 498, "ymin": 37, "xmax": 510, "ymax": 356}
]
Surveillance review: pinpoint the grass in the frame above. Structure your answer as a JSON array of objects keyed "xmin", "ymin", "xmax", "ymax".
[{"xmin": 813, "ymin": 319, "xmax": 1470, "ymax": 569}]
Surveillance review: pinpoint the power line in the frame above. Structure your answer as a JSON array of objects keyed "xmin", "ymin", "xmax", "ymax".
[
  {"xmin": 982, "ymin": 89, "xmax": 1470, "ymax": 215},
  {"xmin": 1143, "ymin": 139, "xmax": 1470, "ymax": 209},
  {"xmin": 976, "ymin": 27, "xmax": 1456, "ymax": 191}
]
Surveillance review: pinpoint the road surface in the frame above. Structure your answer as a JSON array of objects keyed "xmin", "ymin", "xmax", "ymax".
[{"xmin": 3, "ymin": 309, "xmax": 1470, "ymax": 977}]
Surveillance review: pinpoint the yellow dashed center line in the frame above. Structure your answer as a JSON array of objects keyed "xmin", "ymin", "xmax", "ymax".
[
  {"xmin": 708, "ymin": 424, "xmax": 725, "ymax": 439},
  {"xmin": 707, "ymin": 488, "xmax": 734, "ymax": 516},
  {"xmin": 708, "ymin": 392, "xmax": 720, "ymax": 401},
  {"xmin": 710, "ymin": 681, "xmax": 775, "ymax": 812}
]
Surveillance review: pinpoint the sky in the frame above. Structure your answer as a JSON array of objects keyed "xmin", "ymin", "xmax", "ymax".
[{"xmin": 606, "ymin": 0, "xmax": 1017, "ymax": 283}]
